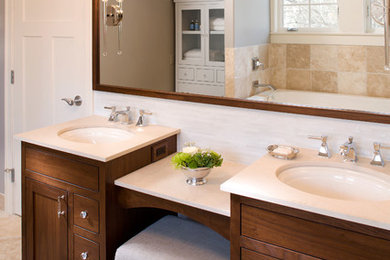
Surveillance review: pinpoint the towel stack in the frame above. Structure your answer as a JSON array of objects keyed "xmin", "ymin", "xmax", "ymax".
[
  {"xmin": 210, "ymin": 18, "xmax": 224, "ymax": 31},
  {"xmin": 183, "ymin": 49, "xmax": 201, "ymax": 60}
]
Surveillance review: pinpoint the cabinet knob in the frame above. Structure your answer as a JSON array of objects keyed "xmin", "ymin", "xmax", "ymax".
[
  {"xmin": 80, "ymin": 251, "xmax": 88, "ymax": 259},
  {"xmin": 80, "ymin": 210, "xmax": 88, "ymax": 219}
]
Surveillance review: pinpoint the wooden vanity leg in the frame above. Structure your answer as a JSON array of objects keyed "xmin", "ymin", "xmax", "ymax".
[{"xmin": 230, "ymin": 194, "xmax": 241, "ymax": 260}]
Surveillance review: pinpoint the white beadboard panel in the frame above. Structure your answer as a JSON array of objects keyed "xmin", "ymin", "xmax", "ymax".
[{"xmin": 94, "ymin": 91, "xmax": 390, "ymax": 165}]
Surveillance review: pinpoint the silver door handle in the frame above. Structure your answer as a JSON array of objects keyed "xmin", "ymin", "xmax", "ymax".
[
  {"xmin": 57, "ymin": 195, "xmax": 65, "ymax": 218},
  {"xmin": 61, "ymin": 95, "xmax": 82, "ymax": 106}
]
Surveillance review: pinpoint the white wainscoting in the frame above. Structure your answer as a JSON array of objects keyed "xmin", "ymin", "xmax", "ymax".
[{"xmin": 94, "ymin": 91, "xmax": 390, "ymax": 165}]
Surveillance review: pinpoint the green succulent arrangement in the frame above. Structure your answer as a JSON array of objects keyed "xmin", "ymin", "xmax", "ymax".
[{"xmin": 172, "ymin": 146, "xmax": 223, "ymax": 169}]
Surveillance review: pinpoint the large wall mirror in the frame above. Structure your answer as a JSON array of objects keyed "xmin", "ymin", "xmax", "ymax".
[{"xmin": 93, "ymin": 0, "xmax": 390, "ymax": 124}]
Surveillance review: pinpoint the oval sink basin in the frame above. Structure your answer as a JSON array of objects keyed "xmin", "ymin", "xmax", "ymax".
[
  {"xmin": 277, "ymin": 164, "xmax": 390, "ymax": 201},
  {"xmin": 58, "ymin": 127, "xmax": 134, "ymax": 144}
]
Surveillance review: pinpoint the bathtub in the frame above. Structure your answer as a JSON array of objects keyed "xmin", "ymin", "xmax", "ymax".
[{"xmin": 247, "ymin": 89, "xmax": 390, "ymax": 115}]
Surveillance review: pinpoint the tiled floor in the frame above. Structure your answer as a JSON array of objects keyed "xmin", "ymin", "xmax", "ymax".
[{"xmin": 0, "ymin": 196, "xmax": 21, "ymax": 260}]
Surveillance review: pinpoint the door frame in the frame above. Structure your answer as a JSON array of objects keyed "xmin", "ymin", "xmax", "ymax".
[{"xmin": 4, "ymin": 0, "xmax": 15, "ymax": 214}]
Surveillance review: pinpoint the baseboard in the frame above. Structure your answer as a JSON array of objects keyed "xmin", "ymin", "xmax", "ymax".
[{"xmin": 0, "ymin": 193, "xmax": 4, "ymax": 211}]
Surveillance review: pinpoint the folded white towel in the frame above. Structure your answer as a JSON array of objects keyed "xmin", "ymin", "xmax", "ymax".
[
  {"xmin": 184, "ymin": 49, "xmax": 201, "ymax": 59},
  {"xmin": 210, "ymin": 25, "xmax": 225, "ymax": 31},
  {"xmin": 211, "ymin": 18, "xmax": 224, "ymax": 26}
]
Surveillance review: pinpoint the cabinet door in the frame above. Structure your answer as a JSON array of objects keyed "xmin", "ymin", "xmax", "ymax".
[
  {"xmin": 176, "ymin": 4, "xmax": 205, "ymax": 65},
  {"xmin": 205, "ymin": 4, "xmax": 225, "ymax": 66},
  {"xmin": 25, "ymin": 179, "xmax": 68, "ymax": 260}
]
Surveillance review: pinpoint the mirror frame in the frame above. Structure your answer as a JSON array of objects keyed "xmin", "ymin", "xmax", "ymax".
[{"xmin": 92, "ymin": 0, "xmax": 390, "ymax": 124}]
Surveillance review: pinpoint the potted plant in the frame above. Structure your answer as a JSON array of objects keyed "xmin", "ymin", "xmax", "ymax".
[{"xmin": 172, "ymin": 144, "xmax": 223, "ymax": 185}]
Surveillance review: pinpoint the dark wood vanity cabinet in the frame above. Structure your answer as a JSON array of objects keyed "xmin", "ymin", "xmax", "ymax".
[
  {"xmin": 25, "ymin": 179, "xmax": 69, "ymax": 259},
  {"xmin": 22, "ymin": 135, "xmax": 177, "ymax": 260},
  {"xmin": 231, "ymin": 194, "xmax": 390, "ymax": 260}
]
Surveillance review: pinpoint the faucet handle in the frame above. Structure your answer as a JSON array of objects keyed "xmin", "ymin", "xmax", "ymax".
[
  {"xmin": 371, "ymin": 142, "xmax": 390, "ymax": 167},
  {"xmin": 308, "ymin": 135, "xmax": 331, "ymax": 158},
  {"xmin": 136, "ymin": 110, "xmax": 153, "ymax": 127},
  {"xmin": 104, "ymin": 106, "xmax": 116, "ymax": 111},
  {"xmin": 139, "ymin": 109, "xmax": 152, "ymax": 116}
]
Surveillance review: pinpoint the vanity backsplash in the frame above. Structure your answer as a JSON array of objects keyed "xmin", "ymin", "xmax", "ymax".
[{"xmin": 94, "ymin": 91, "xmax": 390, "ymax": 165}]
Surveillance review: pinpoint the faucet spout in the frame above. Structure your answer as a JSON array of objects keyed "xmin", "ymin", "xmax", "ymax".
[
  {"xmin": 252, "ymin": 81, "xmax": 276, "ymax": 92},
  {"xmin": 339, "ymin": 136, "xmax": 358, "ymax": 162}
]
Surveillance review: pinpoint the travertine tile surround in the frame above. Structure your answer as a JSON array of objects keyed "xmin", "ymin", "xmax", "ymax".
[
  {"xmin": 226, "ymin": 44, "xmax": 390, "ymax": 99},
  {"xmin": 225, "ymin": 45, "xmax": 271, "ymax": 99}
]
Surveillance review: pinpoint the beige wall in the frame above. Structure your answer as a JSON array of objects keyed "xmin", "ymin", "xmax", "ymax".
[{"xmin": 100, "ymin": 0, "xmax": 175, "ymax": 92}]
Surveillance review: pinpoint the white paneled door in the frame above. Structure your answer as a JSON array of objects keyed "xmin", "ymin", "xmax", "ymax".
[{"xmin": 4, "ymin": 0, "xmax": 92, "ymax": 214}]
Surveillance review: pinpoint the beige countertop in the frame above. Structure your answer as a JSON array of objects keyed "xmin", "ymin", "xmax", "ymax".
[
  {"xmin": 115, "ymin": 155, "xmax": 247, "ymax": 216},
  {"xmin": 15, "ymin": 115, "xmax": 180, "ymax": 162},
  {"xmin": 220, "ymin": 148, "xmax": 390, "ymax": 231}
]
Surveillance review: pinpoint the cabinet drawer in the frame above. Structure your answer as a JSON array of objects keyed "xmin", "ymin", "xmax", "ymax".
[
  {"xmin": 25, "ymin": 147, "xmax": 99, "ymax": 191},
  {"xmin": 241, "ymin": 237, "xmax": 319, "ymax": 260},
  {"xmin": 74, "ymin": 194, "xmax": 99, "ymax": 233},
  {"xmin": 241, "ymin": 248, "xmax": 277, "ymax": 260},
  {"xmin": 241, "ymin": 204, "xmax": 390, "ymax": 260},
  {"xmin": 216, "ymin": 70, "xmax": 225, "ymax": 83},
  {"xmin": 178, "ymin": 68, "xmax": 194, "ymax": 81},
  {"xmin": 74, "ymin": 234, "xmax": 99, "ymax": 260},
  {"xmin": 196, "ymin": 69, "xmax": 214, "ymax": 82}
]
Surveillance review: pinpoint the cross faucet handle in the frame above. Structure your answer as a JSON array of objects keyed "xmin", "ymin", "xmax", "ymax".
[{"xmin": 308, "ymin": 135, "xmax": 331, "ymax": 158}]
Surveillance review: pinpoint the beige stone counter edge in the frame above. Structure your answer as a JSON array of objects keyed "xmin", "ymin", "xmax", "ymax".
[
  {"xmin": 15, "ymin": 115, "xmax": 181, "ymax": 162},
  {"xmin": 115, "ymin": 180, "xmax": 230, "ymax": 217}
]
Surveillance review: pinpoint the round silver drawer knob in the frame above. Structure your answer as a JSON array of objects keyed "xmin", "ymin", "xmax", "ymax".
[
  {"xmin": 80, "ymin": 210, "xmax": 88, "ymax": 219},
  {"xmin": 80, "ymin": 251, "xmax": 88, "ymax": 259}
]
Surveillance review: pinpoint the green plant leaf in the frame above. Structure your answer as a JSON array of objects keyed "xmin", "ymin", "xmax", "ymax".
[{"xmin": 171, "ymin": 150, "xmax": 223, "ymax": 170}]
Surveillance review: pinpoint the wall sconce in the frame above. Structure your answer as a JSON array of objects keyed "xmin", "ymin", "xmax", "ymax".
[{"xmin": 102, "ymin": 0, "xmax": 124, "ymax": 56}]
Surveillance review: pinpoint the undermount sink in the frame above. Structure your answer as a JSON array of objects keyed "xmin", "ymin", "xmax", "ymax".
[
  {"xmin": 58, "ymin": 127, "xmax": 134, "ymax": 144},
  {"xmin": 277, "ymin": 164, "xmax": 390, "ymax": 201}
]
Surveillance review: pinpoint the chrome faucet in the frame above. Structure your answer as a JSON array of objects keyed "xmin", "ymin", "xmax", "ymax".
[
  {"xmin": 252, "ymin": 81, "xmax": 276, "ymax": 92},
  {"xmin": 370, "ymin": 142, "xmax": 390, "ymax": 167},
  {"xmin": 104, "ymin": 106, "xmax": 132, "ymax": 124},
  {"xmin": 339, "ymin": 136, "xmax": 358, "ymax": 162},
  {"xmin": 136, "ymin": 109, "xmax": 153, "ymax": 127}
]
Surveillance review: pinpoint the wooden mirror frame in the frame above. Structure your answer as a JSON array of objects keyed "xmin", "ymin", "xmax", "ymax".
[{"xmin": 92, "ymin": 0, "xmax": 390, "ymax": 124}]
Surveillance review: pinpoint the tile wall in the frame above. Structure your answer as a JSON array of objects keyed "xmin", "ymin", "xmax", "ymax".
[{"xmin": 226, "ymin": 44, "xmax": 390, "ymax": 99}]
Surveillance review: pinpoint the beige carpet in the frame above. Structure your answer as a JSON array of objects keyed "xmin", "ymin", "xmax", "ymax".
[{"xmin": 0, "ymin": 210, "xmax": 21, "ymax": 260}]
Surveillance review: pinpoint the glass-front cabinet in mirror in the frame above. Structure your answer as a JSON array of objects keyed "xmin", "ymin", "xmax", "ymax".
[
  {"xmin": 94, "ymin": 0, "xmax": 390, "ymax": 124},
  {"xmin": 176, "ymin": 1, "xmax": 225, "ymax": 96}
]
